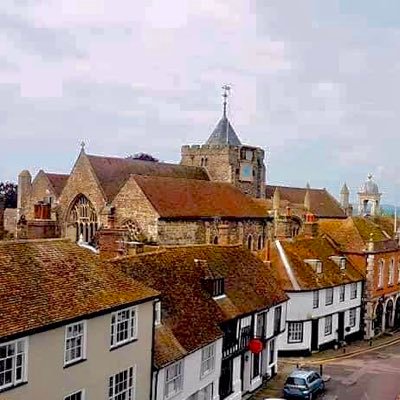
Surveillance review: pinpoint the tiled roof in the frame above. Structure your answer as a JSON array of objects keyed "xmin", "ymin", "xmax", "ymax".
[
  {"xmin": 133, "ymin": 175, "xmax": 268, "ymax": 218},
  {"xmin": 206, "ymin": 116, "xmax": 242, "ymax": 146},
  {"xmin": 86, "ymin": 154, "xmax": 210, "ymax": 201},
  {"xmin": 114, "ymin": 245, "xmax": 287, "ymax": 368},
  {"xmin": 154, "ymin": 325, "xmax": 187, "ymax": 368},
  {"xmin": 319, "ymin": 217, "xmax": 397, "ymax": 253},
  {"xmin": 270, "ymin": 237, "xmax": 365, "ymax": 291},
  {"xmin": 0, "ymin": 239, "xmax": 158, "ymax": 340},
  {"xmin": 266, "ymin": 185, "xmax": 346, "ymax": 218},
  {"xmin": 45, "ymin": 173, "xmax": 69, "ymax": 197}
]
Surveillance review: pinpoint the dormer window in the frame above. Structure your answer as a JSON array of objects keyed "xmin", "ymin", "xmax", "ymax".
[
  {"xmin": 329, "ymin": 255, "xmax": 346, "ymax": 270},
  {"xmin": 340, "ymin": 258, "xmax": 346, "ymax": 270},
  {"xmin": 304, "ymin": 259, "xmax": 323, "ymax": 274},
  {"xmin": 212, "ymin": 278, "xmax": 224, "ymax": 297}
]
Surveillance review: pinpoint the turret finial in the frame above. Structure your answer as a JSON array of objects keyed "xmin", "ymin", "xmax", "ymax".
[{"xmin": 222, "ymin": 84, "xmax": 231, "ymax": 118}]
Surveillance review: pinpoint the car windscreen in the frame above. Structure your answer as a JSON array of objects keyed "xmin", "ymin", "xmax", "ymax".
[{"xmin": 285, "ymin": 377, "xmax": 307, "ymax": 386}]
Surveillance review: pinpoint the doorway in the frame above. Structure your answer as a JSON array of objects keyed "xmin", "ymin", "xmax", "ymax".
[
  {"xmin": 311, "ymin": 319, "xmax": 319, "ymax": 351},
  {"xmin": 338, "ymin": 312, "xmax": 345, "ymax": 342}
]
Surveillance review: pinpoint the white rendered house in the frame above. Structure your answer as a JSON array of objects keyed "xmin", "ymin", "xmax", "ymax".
[{"xmin": 272, "ymin": 237, "xmax": 364, "ymax": 354}]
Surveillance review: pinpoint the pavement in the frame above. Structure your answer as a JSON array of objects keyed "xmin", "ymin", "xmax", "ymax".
[{"xmin": 251, "ymin": 331, "xmax": 400, "ymax": 400}]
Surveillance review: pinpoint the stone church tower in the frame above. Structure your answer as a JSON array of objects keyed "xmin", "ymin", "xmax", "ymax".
[
  {"xmin": 180, "ymin": 85, "xmax": 266, "ymax": 198},
  {"xmin": 358, "ymin": 174, "xmax": 381, "ymax": 216}
]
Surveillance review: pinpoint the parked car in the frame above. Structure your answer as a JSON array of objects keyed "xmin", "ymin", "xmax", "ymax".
[{"xmin": 283, "ymin": 370, "xmax": 325, "ymax": 399}]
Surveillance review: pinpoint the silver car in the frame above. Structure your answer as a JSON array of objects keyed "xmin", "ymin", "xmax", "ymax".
[{"xmin": 283, "ymin": 370, "xmax": 325, "ymax": 400}]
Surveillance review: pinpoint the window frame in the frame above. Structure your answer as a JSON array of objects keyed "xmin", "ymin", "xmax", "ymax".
[
  {"xmin": 200, "ymin": 343, "xmax": 215, "ymax": 379},
  {"xmin": 64, "ymin": 389, "xmax": 85, "ymax": 400},
  {"xmin": 64, "ymin": 320, "xmax": 87, "ymax": 367},
  {"xmin": 349, "ymin": 308, "xmax": 356, "ymax": 328},
  {"xmin": 325, "ymin": 288, "xmax": 334, "ymax": 306},
  {"xmin": 164, "ymin": 360, "xmax": 184, "ymax": 399},
  {"xmin": 378, "ymin": 259, "xmax": 384, "ymax": 288},
  {"xmin": 287, "ymin": 322, "xmax": 304, "ymax": 344},
  {"xmin": 108, "ymin": 366, "xmax": 135, "ymax": 400},
  {"xmin": 313, "ymin": 290, "xmax": 319, "ymax": 309},
  {"xmin": 389, "ymin": 259, "xmax": 394, "ymax": 285},
  {"xmin": 110, "ymin": 306, "xmax": 138, "ymax": 349},
  {"xmin": 350, "ymin": 283, "xmax": 357, "ymax": 300},
  {"xmin": 339, "ymin": 285, "xmax": 345, "ymax": 302},
  {"xmin": 324, "ymin": 315, "xmax": 332, "ymax": 336},
  {"xmin": 155, "ymin": 301, "xmax": 161, "ymax": 326},
  {"xmin": 0, "ymin": 337, "xmax": 28, "ymax": 391}
]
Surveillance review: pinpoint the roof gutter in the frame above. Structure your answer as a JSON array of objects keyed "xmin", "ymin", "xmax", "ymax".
[{"xmin": 275, "ymin": 239, "xmax": 301, "ymax": 291}]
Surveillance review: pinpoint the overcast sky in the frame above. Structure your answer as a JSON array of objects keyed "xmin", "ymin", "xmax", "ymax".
[{"xmin": 1, "ymin": 0, "xmax": 400, "ymax": 204}]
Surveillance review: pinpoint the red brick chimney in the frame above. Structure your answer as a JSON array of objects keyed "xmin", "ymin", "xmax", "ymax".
[{"xmin": 303, "ymin": 213, "xmax": 319, "ymax": 238}]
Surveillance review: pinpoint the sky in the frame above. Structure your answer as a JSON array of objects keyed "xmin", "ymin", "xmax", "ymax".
[{"xmin": 1, "ymin": 0, "xmax": 400, "ymax": 204}]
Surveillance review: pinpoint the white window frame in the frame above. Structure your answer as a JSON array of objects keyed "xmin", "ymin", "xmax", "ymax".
[
  {"xmin": 324, "ymin": 315, "xmax": 332, "ymax": 336},
  {"xmin": 110, "ymin": 306, "xmax": 138, "ymax": 348},
  {"xmin": 325, "ymin": 288, "xmax": 333, "ymax": 305},
  {"xmin": 164, "ymin": 360, "xmax": 184, "ymax": 399},
  {"xmin": 339, "ymin": 285, "xmax": 345, "ymax": 302},
  {"xmin": 200, "ymin": 344, "xmax": 215, "ymax": 378},
  {"xmin": 0, "ymin": 337, "xmax": 28, "ymax": 391},
  {"xmin": 64, "ymin": 389, "xmax": 85, "ymax": 400},
  {"xmin": 64, "ymin": 320, "xmax": 87, "ymax": 366},
  {"xmin": 109, "ymin": 366, "xmax": 135, "ymax": 400},
  {"xmin": 350, "ymin": 283, "xmax": 357, "ymax": 300},
  {"xmin": 389, "ymin": 259, "xmax": 394, "ymax": 285},
  {"xmin": 349, "ymin": 308, "xmax": 356, "ymax": 328},
  {"xmin": 378, "ymin": 260, "xmax": 384, "ymax": 288},
  {"xmin": 155, "ymin": 301, "xmax": 161, "ymax": 326},
  {"xmin": 287, "ymin": 322, "xmax": 303, "ymax": 343},
  {"xmin": 313, "ymin": 290, "xmax": 319, "ymax": 309}
]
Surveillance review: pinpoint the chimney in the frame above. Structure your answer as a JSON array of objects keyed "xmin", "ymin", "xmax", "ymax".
[
  {"xmin": 17, "ymin": 170, "xmax": 32, "ymax": 213},
  {"xmin": 303, "ymin": 213, "xmax": 319, "ymax": 238},
  {"xmin": 273, "ymin": 187, "xmax": 281, "ymax": 210},
  {"xmin": 217, "ymin": 223, "xmax": 229, "ymax": 245},
  {"xmin": 96, "ymin": 228, "xmax": 129, "ymax": 260},
  {"xmin": 34, "ymin": 202, "xmax": 51, "ymax": 220}
]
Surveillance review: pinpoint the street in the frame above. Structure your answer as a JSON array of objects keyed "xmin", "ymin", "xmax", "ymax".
[{"xmin": 320, "ymin": 341, "xmax": 400, "ymax": 399}]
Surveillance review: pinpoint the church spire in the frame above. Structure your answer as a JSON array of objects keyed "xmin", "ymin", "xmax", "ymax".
[{"xmin": 205, "ymin": 85, "xmax": 242, "ymax": 147}]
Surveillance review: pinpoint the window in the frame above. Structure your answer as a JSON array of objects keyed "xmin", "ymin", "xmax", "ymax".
[
  {"xmin": 155, "ymin": 301, "xmax": 161, "ymax": 326},
  {"xmin": 200, "ymin": 344, "xmax": 215, "ymax": 378},
  {"xmin": 313, "ymin": 290, "xmax": 319, "ymax": 309},
  {"xmin": 111, "ymin": 306, "xmax": 137, "ymax": 348},
  {"xmin": 64, "ymin": 390, "xmax": 85, "ymax": 400},
  {"xmin": 65, "ymin": 321, "xmax": 86, "ymax": 366},
  {"xmin": 0, "ymin": 338, "xmax": 27, "ymax": 391},
  {"xmin": 187, "ymin": 383, "xmax": 213, "ymax": 400},
  {"xmin": 212, "ymin": 278, "xmax": 224, "ymax": 297},
  {"xmin": 257, "ymin": 235, "xmax": 263, "ymax": 250},
  {"xmin": 350, "ymin": 283, "xmax": 358, "ymax": 300},
  {"xmin": 256, "ymin": 311, "xmax": 267, "ymax": 338},
  {"xmin": 378, "ymin": 260, "xmax": 384, "ymax": 288},
  {"xmin": 247, "ymin": 235, "xmax": 253, "ymax": 250},
  {"xmin": 109, "ymin": 367, "xmax": 135, "ymax": 400},
  {"xmin": 325, "ymin": 288, "xmax": 333, "ymax": 305},
  {"xmin": 324, "ymin": 315, "xmax": 332, "ymax": 336},
  {"xmin": 269, "ymin": 339, "xmax": 275, "ymax": 365},
  {"xmin": 339, "ymin": 285, "xmax": 345, "ymax": 302},
  {"xmin": 349, "ymin": 308, "xmax": 356, "ymax": 328},
  {"xmin": 288, "ymin": 322, "xmax": 303, "ymax": 343},
  {"xmin": 273, "ymin": 306, "xmax": 282, "ymax": 335},
  {"xmin": 165, "ymin": 361, "xmax": 183, "ymax": 399},
  {"xmin": 389, "ymin": 259, "xmax": 394, "ymax": 285}
]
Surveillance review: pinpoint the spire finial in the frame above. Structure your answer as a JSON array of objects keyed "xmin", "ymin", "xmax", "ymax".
[
  {"xmin": 222, "ymin": 84, "xmax": 231, "ymax": 118},
  {"xmin": 80, "ymin": 141, "xmax": 86, "ymax": 152}
]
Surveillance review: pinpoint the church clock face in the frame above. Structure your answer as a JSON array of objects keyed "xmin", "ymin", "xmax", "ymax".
[{"xmin": 240, "ymin": 163, "xmax": 253, "ymax": 182}]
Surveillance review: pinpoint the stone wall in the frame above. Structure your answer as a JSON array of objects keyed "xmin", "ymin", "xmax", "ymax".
[
  {"xmin": 112, "ymin": 176, "xmax": 159, "ymax": 242},
  {"xmin": 181, "ymin": 144, "xmax": 266, "ymax": 198},
  {"xmin": 4, "ymin": 208, "xmax": 17, "ymax": 236}
]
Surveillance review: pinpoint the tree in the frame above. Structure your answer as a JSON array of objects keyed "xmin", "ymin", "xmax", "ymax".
[
  {"xmin": 0, "ymin": 182, "xmax": 18, "ymax": 208},
  {"xmin": 126, "ymin": 153, "xmax": 159, "ymax": 162}
]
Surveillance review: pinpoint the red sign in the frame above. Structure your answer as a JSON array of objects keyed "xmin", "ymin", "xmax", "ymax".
[{"xmin": 248, "ymin": 338, "xmax": 263, "ymax": 354}]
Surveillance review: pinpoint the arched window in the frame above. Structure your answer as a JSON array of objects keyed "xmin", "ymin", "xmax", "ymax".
[
  {"xmin": 389, "ymin": 259, "xmax": 394, "ymax": 285},
  {"xmin": 378, "ymin": 260, "xmax": 384, "ymax": 288},
  {"xmin": 257, "ymin": 235, "xmax": 263, "ymax": 250},
  {"xmin": 247, "ymin": 235, "xmax": 253, "ymax": 250},
  {"xmin": 204, "ymin": 157, "xmax": 208, "ymax": 166},
  {"xmin": 67, "ymin": 194, "xmax": 98, "ymax": 244},
  {"xmin": 123, "ymin": 219, "xmax": 143, "ymax": 242},
  {"xmin": 213, "ymin": 236, "xmax": 219, "ymax": 245},
  {"xmin": 201, "ymin": 157, "xmax": 204, "ymax": 166}
]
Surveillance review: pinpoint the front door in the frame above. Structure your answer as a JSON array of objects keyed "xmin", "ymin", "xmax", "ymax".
[
  {"xmin": 311, "ymin": 319, "xmax": 319, "ymax": 351},
  {"xmin": 338, "ymin": 312, "xmax": 345, "ymax": 342},
  {"xmin": 219, "ymin": 358, "xmax": 233, "ymax": 400}
]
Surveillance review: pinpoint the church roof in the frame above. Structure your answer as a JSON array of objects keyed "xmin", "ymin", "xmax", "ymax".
[
  {"xmin": 0, "ymin": 239, "xmax": 158, "ymax": 340},
  {"xmin": 113, "ymin": 245, "xmax": 287, "ymax": 368},
  {"xmin": 206, "ymin": 116, "xmax": 242, "ymax": 146},
  {"xmin": 44, "ymin": 173, "xmax": 69, "ymax": 197},
  {"xmin": 132, "ymin": 175, "xmax": 267, "ymax": 219},
  {"xmin": 266, "ymin": 185, "xmax": 346, "ymax": 218},
  {"xmin": 86, "ymin": 154, "xmax": 209, "ymax": 201}
]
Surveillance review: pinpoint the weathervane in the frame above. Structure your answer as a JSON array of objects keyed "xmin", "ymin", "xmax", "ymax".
[
  {"xmin": 80, "ymin": 141, "xmax": 86, "ymax": 151},
  {"xmin": 222, "ymin": 84, "xmax": 231, "ymax": 117}
]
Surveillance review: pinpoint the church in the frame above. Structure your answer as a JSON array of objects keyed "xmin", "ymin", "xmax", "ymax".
[{"xmin": 12, "ymin": 87, "xmax": 348, "ymax": 255}]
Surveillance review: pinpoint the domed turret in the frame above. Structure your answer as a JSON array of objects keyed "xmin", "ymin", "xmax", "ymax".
[{"xmin": 358, "ymin": 174, "xmax": 381, "ymax": 216}]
